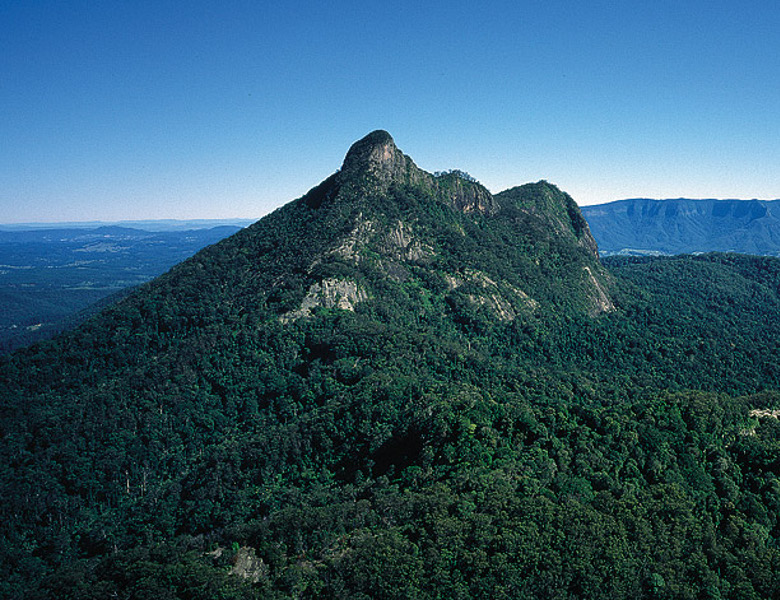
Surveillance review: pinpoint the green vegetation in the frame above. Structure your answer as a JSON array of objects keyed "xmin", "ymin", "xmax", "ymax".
[{"xmin": 1, "ymin": 132, "xmax": 779, "ymax": 598}]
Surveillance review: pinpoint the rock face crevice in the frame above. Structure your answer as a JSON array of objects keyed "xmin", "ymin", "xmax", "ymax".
[{"xmin": 582, "ymin": 266, "xmax": 615, "ymax": 314}]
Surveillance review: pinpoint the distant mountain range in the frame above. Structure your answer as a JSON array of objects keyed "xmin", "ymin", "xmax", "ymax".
[{"xmin": 581, "ymin": 198, "xmax": 780, "ymax": 256}]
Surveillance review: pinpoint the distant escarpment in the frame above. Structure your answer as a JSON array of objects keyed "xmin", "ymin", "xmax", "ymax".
[{"xmin": 582, "ymin": 197, "xmax": 780, "ymax": 256}]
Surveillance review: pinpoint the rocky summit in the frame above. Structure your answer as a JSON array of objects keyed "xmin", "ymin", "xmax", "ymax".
[{"xmin": 293, "ymin": 130, "xmax": 613, "ymax": 318}]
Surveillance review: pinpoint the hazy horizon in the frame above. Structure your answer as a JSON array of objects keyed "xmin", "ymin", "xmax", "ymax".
[
  {"xmin": 5, "ymin": 195, "xmax": 780, "ymax": 229},
  {"xmin": 0, "ymin": 217, "xmax": 258, "ymax": 231}
]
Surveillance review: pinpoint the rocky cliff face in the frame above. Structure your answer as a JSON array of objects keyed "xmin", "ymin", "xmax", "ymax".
[
  {"xmin": 437, "ymin": 171, "xmax": 500, "ymax": 216},
  {"xmin": 326, "ymin": 131, "xmax": 501, "ymax": 217},
  {"xmin": 339, "ymin": 130, "xmax": 427, "ymax": 187}
]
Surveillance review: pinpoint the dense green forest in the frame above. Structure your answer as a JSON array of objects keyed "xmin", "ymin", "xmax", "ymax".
[{"xmin": 1, "ymin": 132, "xmax": 779, "ymax": 598}]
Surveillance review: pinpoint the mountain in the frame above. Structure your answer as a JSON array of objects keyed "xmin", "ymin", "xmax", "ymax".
[
  {"xmin": 582, "ymin": 197, "xmax": 780, "ymax": 256},
  {"xmin": 0, "ymin": 224, "xmax": 244, "ymax": 353},
  {"xmin": 1, "ymin": 132, "xmax": 780, "ymax": 598}
]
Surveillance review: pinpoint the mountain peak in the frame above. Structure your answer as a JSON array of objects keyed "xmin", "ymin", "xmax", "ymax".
[
  {"xmin": 341, "ymin": 130, "xmax": 396, "ymax": 169},
  {"xmin": 339, "ymin": 130, "xmax": 427, "ymax": 189}
]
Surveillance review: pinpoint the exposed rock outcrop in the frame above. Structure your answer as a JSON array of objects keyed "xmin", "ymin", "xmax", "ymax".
[
  {"xmin": 438, "ymin": 173, "xmax": 500, "ymax": 216},
  {"xmin": 445, "ymin": 268, "xmax": 538, "ymax": 321},
  {"xmin": 583, "ymin": 266, "xmax": 615, "ymax": 314},
  {"xmin": 281, "ymin": 278, "xmax": 369, "ymax": 322},
  {"xmin": 230, "ymin": 547, "xmax": 268, "ymax": 583},
  {"xmin": 339, "ymin": 130, "xmax": 429, "ymax": 190},
  {"xmin": 381, "ymin": 220, "xmax": 434, "ymax": 262}
]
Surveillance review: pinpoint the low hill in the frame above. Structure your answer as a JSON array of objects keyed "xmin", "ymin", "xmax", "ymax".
[{"xmin": 582, "ymin": 197, "xmax": 780, "ymax": 256}]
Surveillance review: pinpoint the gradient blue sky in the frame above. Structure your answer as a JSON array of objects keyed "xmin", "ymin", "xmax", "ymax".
[{"xmin": 2, "ymin": 0, "xmax": 779, "ymax": 223}]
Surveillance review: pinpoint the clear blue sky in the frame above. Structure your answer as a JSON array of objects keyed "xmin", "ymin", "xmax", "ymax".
[{"xmin": 2, "ymin": 0, "xmax": 779, "ymax": 223}]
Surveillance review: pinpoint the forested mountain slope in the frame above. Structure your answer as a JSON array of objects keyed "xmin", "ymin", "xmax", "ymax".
[
  {"xmin": 1, "ymin": 132, "xmax": 779, "ymax": 599},
  {"xmin": 582, "ymin": 197, "xmax": 780, "ymax": 256}
]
